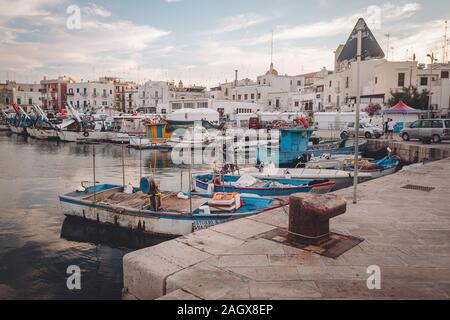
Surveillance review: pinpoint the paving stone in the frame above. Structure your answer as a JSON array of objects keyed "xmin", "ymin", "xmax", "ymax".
[
  {"xmin": 165, "ymin": 263, "xmax": 251, "ymax": 300},
  {"xmin": 210, "ymin": 218, "xmax": 276, "ymax": 240},
  {"xmin": 217, "ymin": 254, "xmax": 269, "ymax": 267},
  {"xmin": 226, "ymin": 266, "xmax": 300, "ymax": 281},
  {"xmin": 176, "ymin": 228, "xmax": 244, "ymax": 255},
  {"xmin": 157, "ymin": 289, "xmax": 201, "ymax": 300},
  {"xmin": 249, "ymin": 281, "xmax": 322, "ymax": 299}
]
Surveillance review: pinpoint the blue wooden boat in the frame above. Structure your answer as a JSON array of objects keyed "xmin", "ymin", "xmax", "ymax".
[
  {"xmin": 194, "ymin": 174, "xmax": 335, "ymax": 196},
  {"xmin": 344, "ymin": 156, "xmax": 400, "ymax": 178},
  {"xmin": 59, "ymin": 180, "xmax": 286, "ymax": 237}
]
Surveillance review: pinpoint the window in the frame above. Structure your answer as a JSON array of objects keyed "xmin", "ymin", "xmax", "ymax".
[
  {"xmin": 328, "ymin": 95, "xmax": 331, "ymax": 103},
  {"xmin": 398, "ymin": 73, "xmax": 405, "ymax": 87},
  {"xmin": 244, "ymin": 94, "xmax": 248, "ymax": 100},
  {"xmin": 420, "ymin": 120, "xmax": 432, "ymax": 128},
  {"xmin": 329, "ymin": 80, "xmax": 332, "ymax": 87},
  {"xmin": 155, "ymin": 91, "xmax": 159, "ymax": 98},
  {"xmin": 76, "ymin": 88, "xmax": 79, "ymax": 93},
  {"xmin": 251, "ymin": 93, "xmax": 255, "ymax": 100},
  {"xmin": 432, "ymin": 120, "xmax": 443, "ymax": 128},
  {"xmin": 441, "ymin": 71, "xmax": 449, "ymax": 79},
  {"xmin": 263, "ymin": 79, "xmax": 266, "ymax": 85},
  {"xmin": 232, "ymin": 95, "xmax": 235, "ymax": 100},
  {"xmin": 420, "ymin": 77, "xmax": 428, "ymax": 86},
  {"xmin": 28, "ymin": 98, "xmax": 32, "ymax": 105},
  {"xmin": 268, "ymin": 100, "xmax": 272, "ymax": 106},
  {"xmin": 198, "ymin": 102, "xmax": 208, "ymax": 108},
  {"xmin": 294, "ymin": 101, "xmax": 299, "ymax": 107},
  {"xmin": 238, "ymin": 94, "xmax": 242, "ymax": 100},
  {"xmin": 290, "ymin": 80, "xmax": 293, "ymax": 86},
  {"xmin": 225, "ymin": 88, "xmax": 228, "ymax": 96},
  {"xmin": 445, "ymin": 120, "xmax": 450, "ymax": 128},
  {"xmin": 161, "ymin": 108, "xmax": 166, "ymax": 114},
  {"xmin": 257, "ymin": 93, "xmax": 261, "ymax": 99},
  {"xmin": 297, "ymin": 80, "xmax": 301, "ymax": 86},
  {"xmin": 345, "ymin": 77, "xmax": 349, "ymax": 88},
  {"xmin": 17, "ymin": 98, "xmax": 21, "ymax": 104}
]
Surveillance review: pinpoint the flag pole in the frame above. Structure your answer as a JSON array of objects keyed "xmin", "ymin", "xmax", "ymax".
[{"xmin": 353, "ymin": 22, "xmax": 363, "ymax": 204}]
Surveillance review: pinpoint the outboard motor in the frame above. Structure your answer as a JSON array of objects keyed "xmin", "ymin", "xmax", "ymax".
[{"xmin": 140, "ymin": 177, "xmax": 161, "ymax": 211}]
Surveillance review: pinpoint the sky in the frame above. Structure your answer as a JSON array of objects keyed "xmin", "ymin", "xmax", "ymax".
[{"xmin": 0, "ymin": 0, "xmax": 449, "ymax": 88}]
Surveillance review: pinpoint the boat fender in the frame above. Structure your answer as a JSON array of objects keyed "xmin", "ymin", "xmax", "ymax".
[
  {"xmin": 83, "ymin": 131, "xmax": 89, "ymax": 137},
  {"xmin": 207, "ymin": 183, "xmax": 215, "ymax": 194},
  {"xmin": 124, "ymin": 183, "xmax": 133, "ymax": 194}
]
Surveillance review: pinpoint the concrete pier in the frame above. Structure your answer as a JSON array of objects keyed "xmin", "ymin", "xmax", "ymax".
[
  {"xmin": 123, "ymin": 158, "xmax": 450, "ymax": 300},
  {"xmin": 367, "ymin": 139, "xmax": 450, "ymax": 163}
]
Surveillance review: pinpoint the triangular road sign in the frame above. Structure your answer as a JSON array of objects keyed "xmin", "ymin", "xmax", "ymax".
[{"xmin": 337, "ymin": 18, "xmax": 385, "ymax": 63}]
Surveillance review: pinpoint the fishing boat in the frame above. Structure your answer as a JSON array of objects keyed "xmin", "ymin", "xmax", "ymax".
[
  {"xmin": 194, "ymin": 174, "xmax": 335, "ymax": 196},
  {"xmin": 59, "ymin": 179, "xmax": 286, "ymax": 236},
  {"xmin": 343, "ymin": 156, "xmax": 400, "ymax": 179},
  {"xmin": 304, "ymin": 154, "xmax": 359, "ymax": 170},
  {"xmin": 0, "ymin": 110, "xmax": 10, "ymax": 131},
  {"xmin": 307, "ymin": 138, "xmax": 368, "ymax": 157},
  {"xmin": 128, "ymin": 119, "xmax": 172, "ymax": 150},
  {"xmin": 238, "ymin": 165, "xmax": 372, "ymax": 189}
]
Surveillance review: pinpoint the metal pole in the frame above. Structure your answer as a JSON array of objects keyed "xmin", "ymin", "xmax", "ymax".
[
  {"xmin": 93, "ymin": 145, "xmax": 97, "ymax": 203},
  {"xmin": 139, "ymin": 136, "xmax": 142, "ymax": 181},
  {"xmin": 353, "ymin": 25, "xmax": 362, "ymax": 204},
  {"xmin": 188, "ymin": 164, "xmax": 192, "ymax": 214},
  {"xmin": 122, "ymin": 141, "xmax": 125, "ymax": 187},
  {"xmin": 428, "ymin": 54, "xmax": 433, "ymax": 119}
]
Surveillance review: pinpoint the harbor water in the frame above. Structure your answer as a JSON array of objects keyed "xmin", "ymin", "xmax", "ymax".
[{"xmin": 0, "ymin": 132, "xmax": 204, "ymax": 299}]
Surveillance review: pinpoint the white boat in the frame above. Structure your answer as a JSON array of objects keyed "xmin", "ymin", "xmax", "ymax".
[
  {"xmin": 129, "ymin": 137, "xmax": 172, "ymax": 150},
  {"xmin": 305, "ymin": 154, "xmax": 358, "ymax": 170},
  {"xmin": 9, "ymin": 125, "xmax": 27, "ymax": 135},
  {"xmin": 0, "ymin": 124, "xmax": 9, "ymax": 131},
  {"xmin": 239, "ymin": 165, "xmax": 372, "ymax": 188}
]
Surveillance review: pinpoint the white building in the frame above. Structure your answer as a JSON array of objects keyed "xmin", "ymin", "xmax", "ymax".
[
  {"xmin": 323, "ymin": 43, "xmax": 450, "ymax": 117},
  {"xmin": 67, "ymin": 79, "xmax": 115, "ymax": 112},
  {"xmin": 137, "ymin": 80, "xmax": 207, "ymax": 113},
  {"xmin": 417, "ymin": 63, "xmax": 450, "ymax": 117},
  {"xmin": 209, "ymin": 64, "xmax": 329, "ymax": 114}
]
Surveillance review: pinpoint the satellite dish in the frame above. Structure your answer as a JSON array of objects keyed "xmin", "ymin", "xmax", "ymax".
[{"xmin": 337, "ymin": 18, "xmax": 385, "ymax": 63}]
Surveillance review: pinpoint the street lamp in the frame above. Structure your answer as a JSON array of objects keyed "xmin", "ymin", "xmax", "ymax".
[{"xmin": 426, "ymin": 53, "xmax": 437, "ymax": 118}]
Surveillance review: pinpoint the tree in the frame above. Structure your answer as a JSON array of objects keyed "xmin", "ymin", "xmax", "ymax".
[{"xmin": 388, "ymin": 86, "xmax": 429, "ymax": 110}]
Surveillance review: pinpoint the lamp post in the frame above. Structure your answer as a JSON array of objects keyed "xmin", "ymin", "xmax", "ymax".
[{"xmin": 426, "ymin": 53, "xmax": 437, "ymax": 119}]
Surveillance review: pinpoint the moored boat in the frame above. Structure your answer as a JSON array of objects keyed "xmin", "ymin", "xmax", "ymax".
[
  {"xmin": 343, "ymin": 156, "xmax": 400, "ymax": 179},
  {"xmin": 194, "ymin": 174, "xmax": 335, "ymax": 196},
  {"xmin": 59, "ymin": 179, "xmax": 286, "ymax": 236}
]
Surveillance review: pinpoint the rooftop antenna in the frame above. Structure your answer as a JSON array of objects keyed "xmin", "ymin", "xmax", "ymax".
[
  {"xmin": 385, "ymin": 34, "xmax": 390, "ymax": 60},
  {"xmin": 444, "ymin": 20, "xmax": 448, "ymax": 63},
  {"xmin": 270, "ymin": 30, "xmax": 274, "ymax": 65}
]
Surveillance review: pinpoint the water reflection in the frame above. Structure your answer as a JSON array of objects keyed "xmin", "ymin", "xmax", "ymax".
[
  {"xmin": 0, "ymin": 132, "xmax": 199, "ymax": 299},
  {"xmin": 60, "ymin": 217, "xmax": 173, "ymax": 250}
]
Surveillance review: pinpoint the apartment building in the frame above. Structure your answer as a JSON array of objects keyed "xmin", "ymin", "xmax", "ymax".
[
  {"xmin": 67, "ymin": 79, "xmax": 115, "ymax": 112},
  {"xmin": 40, "ymin": 76, "xmax": 75, "ymax": 111},
  {"xmin": 0, "ymin": 81, "xmax": 42, "ymax": 111}
]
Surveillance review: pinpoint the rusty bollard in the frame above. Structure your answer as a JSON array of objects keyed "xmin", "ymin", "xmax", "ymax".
[{"xmin": 288, "ymin": 193, "xmax": 347, "ymax": 245}]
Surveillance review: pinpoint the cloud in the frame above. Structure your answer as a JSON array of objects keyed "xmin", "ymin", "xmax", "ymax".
[
  {"xmin": 83, "ymin": 3, "xmax": 112, "ymax": 17},
  {"xmin": 0, "ymin": 1, "xmax": 170, "ymax": 81},
  {"xmin": 210, "ymin": 13, "xmax": 270, "ymax": 34}
]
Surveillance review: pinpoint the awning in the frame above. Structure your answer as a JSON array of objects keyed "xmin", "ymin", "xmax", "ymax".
[{"xmin": 383, "ymin": 101, "xmax": 425, "ymax": 114}]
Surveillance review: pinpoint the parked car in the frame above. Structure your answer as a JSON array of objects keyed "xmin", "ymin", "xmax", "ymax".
[
  {"xmin": 400, "ymin": 119, "xmax": 450, "ymax": 143},
  {"xmin": 340, "ymin": 122, "xmax": 384, "ymax": 139}
]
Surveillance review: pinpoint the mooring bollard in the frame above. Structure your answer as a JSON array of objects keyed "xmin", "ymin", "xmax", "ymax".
[{"xmin": 288, "ymin": 193, "xmax": 347, "ymax": 245}]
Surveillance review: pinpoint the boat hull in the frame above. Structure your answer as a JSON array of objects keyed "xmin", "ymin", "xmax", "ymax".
[
  {"xmin": 58, "ymin": 130, "xmax": 112, "ymax": 142},
  {"xmin": 0, "ymin": 124, "xmax": 9, "ymax": 131},
  {"xmin": 9, "ymin": 126, "xmax": 27, "ymax": 135},
  {"xmin": 194, "ymin": 176, "xmax": 335, "ymax": 196}
]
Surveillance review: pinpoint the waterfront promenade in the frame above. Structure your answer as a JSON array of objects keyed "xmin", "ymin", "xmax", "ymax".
[{"xmin": 123, "ymin": 157, "xmax": 450, "ymax": 300}]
